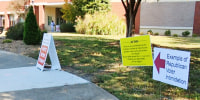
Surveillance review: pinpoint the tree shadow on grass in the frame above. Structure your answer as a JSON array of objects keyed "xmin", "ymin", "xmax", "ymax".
[
  {"xmin": 55, "ymin": 36, "xmax": 121, "ymax": 74},
  {"xmin": 96, "ymin": 62, "xmax": 200, "ymax": 100},
  {"xmin": 49, "ymin": 36, "xmax": 200, "ymax": 100},
  {"xmin": 94, "ymin": 46, "xmax": 200, "ymax": 100}
]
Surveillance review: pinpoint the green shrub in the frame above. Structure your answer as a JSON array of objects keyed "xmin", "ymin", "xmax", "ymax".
[
  {"xmin": 82, "ymin": 0, "xmax": 110, "ymax": 14},
  {"xmin": 192, "ymin": 34, "xmax": 198, "ymax": 37},
  {"xmin": 172, "ymin": 34, "xmax": 178, "ymax": 37},
  {"xmin": 147, "ymin": 29, "xmax": 153, "ymax": 35},
  {"xmin": 182, "ymin": 31, "xmax": 190, "ymax": 37},
  {"xmin": 60, "ymin": 22, "xmax": 75, "ymax": 32},
  {"xmin": 140, "ymin": 32, "xmax": 144, "ymax": 35},
  {"xmin": 2, "ymin": 39, "xmax": 12, "ymax": 43},
  {"xmin": 23, "ymin": 6, "xmax": 41, "ymax": 45},
  {"xmin": 61, "ymin": 0, "xmax": 110, "ymax": 23},
  {"xmin": 164, "ymin": 30, "xmax": 171, "ymax": 36},
  {"xmin": 40, "ymin": 30, "xmax": 47, "ymax": 40},
  {"xmin": 154, "ymin": 32, "xmax": 159, "ymax": 36},
  {"xmin": 6, "ymin": 23, "xmax": 24, "ymax": 40},
  {"xmin": 75, "ymin": 12, "xmax": 126, "ymax": 35}
]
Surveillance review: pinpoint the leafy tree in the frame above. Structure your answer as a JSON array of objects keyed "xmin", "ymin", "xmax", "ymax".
[
  {"xmin": 121, "ymin": 0, "xmax": 141, "ymax": 37},
  {"xmin": 9, "ymin": 0, "xmax": 29, "ymax": 19},
  {"xmin": 82, "ymin": 0, "xmax": 110, "ymax": 14},
  {"xmin": 61, "ymin": 0, "xmax": 85, "ymax": 23},
  {"xmin": 23, "ymin": 6, "xmax": 41, "ymax": 45},
  {"xmin": 61, "ymin": 0, "xmax": 110, "ymax": 23}
]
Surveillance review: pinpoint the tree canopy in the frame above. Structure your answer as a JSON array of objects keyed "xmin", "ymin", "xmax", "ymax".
[
  {"xmin": 61, "ymin": 0, "xmax": 110, "ymax": 23},
  {"xmin": 9, "ymin": 0, "xmax": 29, "ymax": 18}
]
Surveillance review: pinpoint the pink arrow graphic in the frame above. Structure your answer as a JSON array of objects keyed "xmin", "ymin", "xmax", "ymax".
[{"xmin": 154, "ymin": 52, "xmax": 165, "ymax": 73}]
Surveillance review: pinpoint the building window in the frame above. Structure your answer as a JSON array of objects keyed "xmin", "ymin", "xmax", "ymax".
[
  {"xmin": 0, "ymin": 15, "xmax": 5, "ymax": 27},
  {"xmin": 48, "ymin": 16, "xmax": 52, "ymax": 25},
  {"xmin": 19, "ymin": 17, "xmax": 25, "ymax": 23},
  {"xmin": 18, "ymin": 14, "xmax": 25, "ymax": 23},
  {"xmin": 56, "ymin": 8, "xmax": 65, "ymax": 25},
  {"xmin": 9, "ymin": 15, "xmax": 15, "ymax": 27}
]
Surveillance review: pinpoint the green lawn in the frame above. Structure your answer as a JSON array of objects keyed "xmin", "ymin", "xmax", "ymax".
[
  {"xmin": 29, "ymin": 33, "xmax": 200, "ymax": 100},
  {"xmin": 151, "ymin": 36, "xmax": 200, "ymax": 49}
]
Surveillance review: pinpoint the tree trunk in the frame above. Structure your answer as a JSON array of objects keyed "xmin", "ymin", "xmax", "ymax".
[
  {"xmin": 121, "ymin": 0, "xmax": 141, "ymax": 37},
  {"xmin": 127, "ymin": 9, "xmax": 134, "ymax": 37},
  {"xmin": 125, "ymin": 12, "xmax": 130, "ymax": 37}
]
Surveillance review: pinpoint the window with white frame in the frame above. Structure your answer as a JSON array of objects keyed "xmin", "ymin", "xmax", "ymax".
[
  {"xmin": 0, "ymin": 15, "xmax": 5, "ymax": 27},
  {"xmin": 9, "ymin": 15, "xmax": 15, "ymax": 27},
  {"xmin": 48, "ymin": 16, "xmax": 52, "ymax": 25}
]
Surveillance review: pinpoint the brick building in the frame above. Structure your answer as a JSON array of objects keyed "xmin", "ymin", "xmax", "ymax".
[
  {"xmin": 140, "ymin": 1, "xmax": 200, "ymax": 36},
  {"xmin": 0, "ymin": 0, "xmax": 199, "ymax": 35},
  {"xmin": 0, "ymin": 0, "xmax": 67, "ymax": 31},
  {"xmin": 112, "ymin": 0, "xmax": 200, "ymax": 35},
  {"xmin": 0, "ymin": 0, "xmax": 124, "ymax": 32}
]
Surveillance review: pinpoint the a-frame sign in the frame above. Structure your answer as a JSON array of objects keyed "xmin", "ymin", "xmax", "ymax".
[{"xmin": 36, "ymin": 33, "xmax": 61, "ymax": 71}]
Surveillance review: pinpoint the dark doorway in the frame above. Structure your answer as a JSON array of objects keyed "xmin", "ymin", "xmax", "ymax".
[{"xmin": 56, "ymin": 8, "xmax": 65, "ymax": 25}]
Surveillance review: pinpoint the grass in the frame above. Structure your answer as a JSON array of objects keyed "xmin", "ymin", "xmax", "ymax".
[
  {"xmin": 2, "ymin": 39, "xmax": 12, "ymax": 43},
  {"xmin": 151, "ymin": 36, "xmax": 200, "ymax": 49},
  {"xmin": 53, "ymin": 35, "xmax": 121, "ymax": 73},
  {"xmin": 28, "ymin": 33, "xmax": 200, "ymax": 100}
]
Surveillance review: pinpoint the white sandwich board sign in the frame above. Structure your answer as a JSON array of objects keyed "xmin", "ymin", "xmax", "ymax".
[
  {"xmin": 153, "ymin": 47, "xmax": 191, "ymax": 89},
  {"xmin": 36, "ymin": 33, "xmax": 61, "ymax": 71}
]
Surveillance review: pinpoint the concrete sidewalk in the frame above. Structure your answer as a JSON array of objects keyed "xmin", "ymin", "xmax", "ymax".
[{"xmin": 0, "ymin": 50, "xmax": 119, "ymax": 100}]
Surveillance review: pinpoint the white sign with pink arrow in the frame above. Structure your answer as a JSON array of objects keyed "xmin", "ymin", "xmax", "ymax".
[{"xmin": 153, "ymin": 47, "xmax": 191, "ymax": 89}]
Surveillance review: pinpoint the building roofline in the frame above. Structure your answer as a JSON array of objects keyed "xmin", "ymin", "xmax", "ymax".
[
  {"xmin": 0, "ymin": 0, "xmax": 13, "ymax": 1},
  {"xmin": 31, "ymin": 2, "xmax": 65, "ymax": 6}
]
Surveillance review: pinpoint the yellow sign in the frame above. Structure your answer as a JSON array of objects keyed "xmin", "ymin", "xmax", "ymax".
[{"xmin": 120, "ymin": 35, "xmax": 153, "ymax": 66}]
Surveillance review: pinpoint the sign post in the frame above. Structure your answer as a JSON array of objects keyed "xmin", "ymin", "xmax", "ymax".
[
  {"xmin": 153, "ymin": 47, "xmax": 191, "ymax": 89},
  {"xmin": 120, "ymin": 35, "xmax": 153, "ymax": 66},
  {"xmin": 36, "ymin": 33, "xmax": 61, "ymax": 71}
]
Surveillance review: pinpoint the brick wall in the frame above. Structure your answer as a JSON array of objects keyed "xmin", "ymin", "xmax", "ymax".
[
  {"xmin": 111, "ymin": 2, "xmax": 125, "ymax": 19},
  {"xmin": 34, "ymin": 6, "xmax": 39, "ymax": 25},
  {"xmin": 135, "ymin": 5, "xmax": 141, "ymax": 34},
  {"xmin": 140, "ymin": 2, "xmax": 195, "ymax": 36},
  {"xmin": 0, "ymin": 1, "xmax": 11, "ymax": 30},
  {"xmin": 34, "ymin": 0, "xmax": 64, "ymax": 3},
  {"xmin": 0, "ymin": 1, "xmax": 11, "ymax": 12},
  {"xmin": 140, "ymin": 2, "xmax": 195, "ymax": 27},
  {"xmin": 193, "ymin": 1, "xmax": 200, "ymax": 34},
  {"xmin": 111, "ymin": 2, "xmax": 141, "ymax": 34}
]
